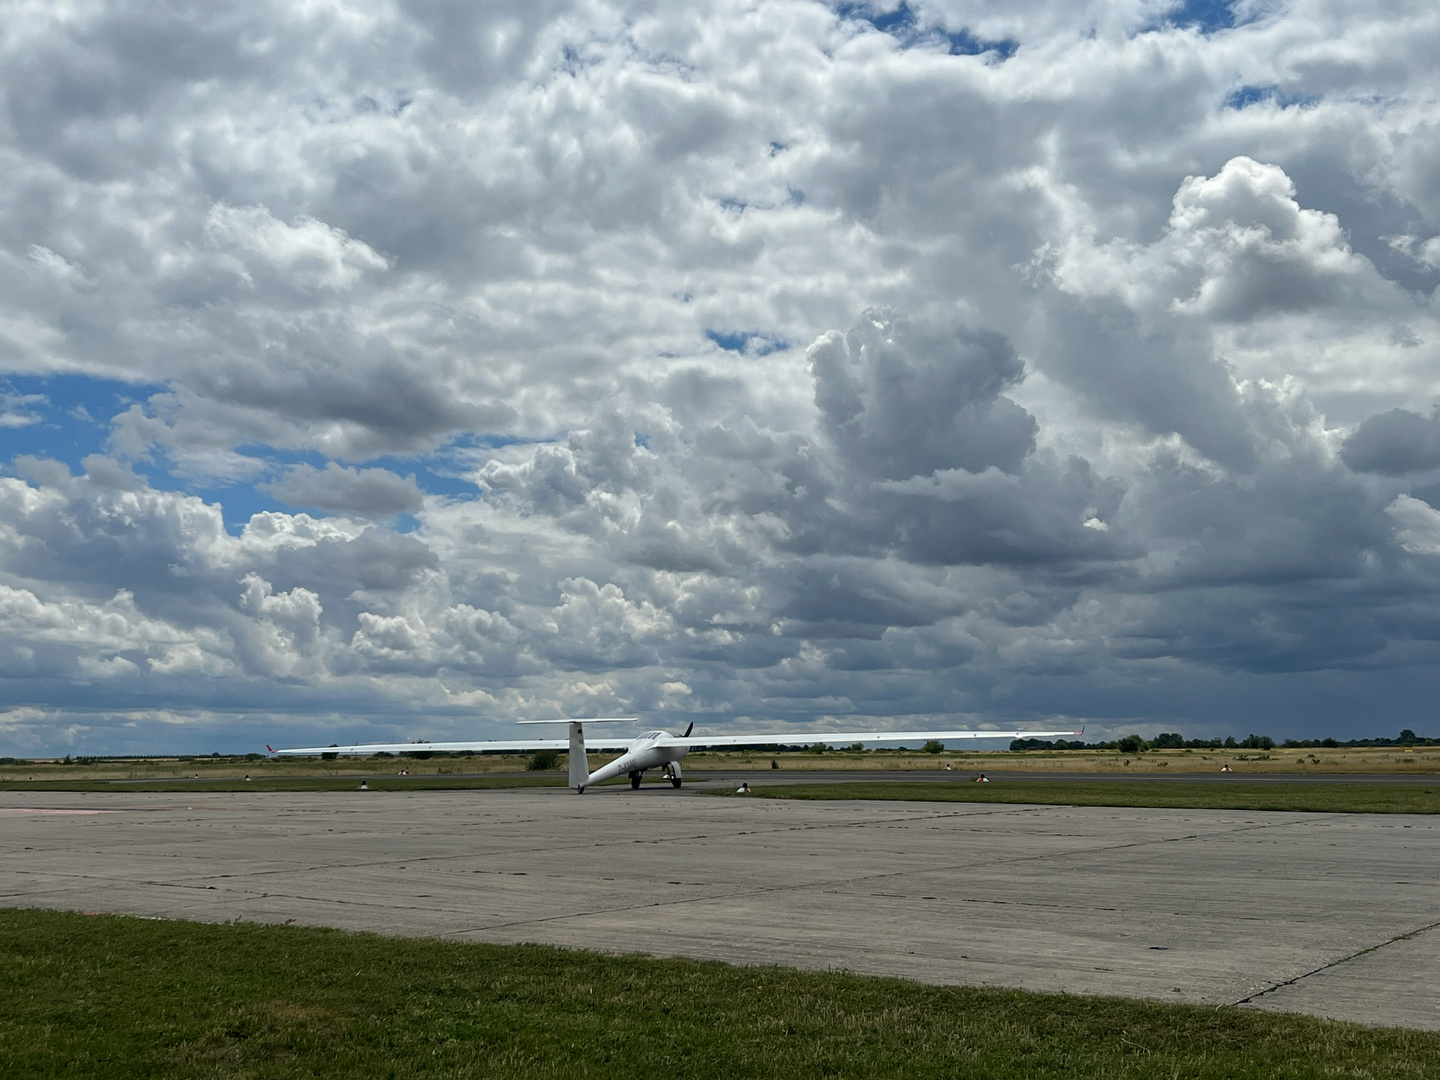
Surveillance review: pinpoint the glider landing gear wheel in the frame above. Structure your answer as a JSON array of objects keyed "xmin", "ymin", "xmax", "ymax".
[
  {"xmin": 629, "ymin": 771, "xmax": 642, "ymax": 790},
  {"xmin": 576, "ymin": 786, "xmax": 586, "ymax": 794},
  {"xmin": 671, "ymin": 776, "xmax": 682, "ymax": 788}
]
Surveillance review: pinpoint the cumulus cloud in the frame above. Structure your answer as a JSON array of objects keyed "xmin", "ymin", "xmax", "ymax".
[
  {"xmin": 266, "ymin": 462, "xmax": 425, "ymax": 517},
  {"xmin": 204, "ymin": 204, "xmax": 390, "ymax": 293},
  {"xmin": 1049, "ymin": 157, "xmax": 1376, "ymax": 323},
  {"xmin": 1342, "ymin": 410, "xmax": 1440, "ymax": 476},
  {"xmin": 809, "ymin": 310, "xmax": 1036, "ymax": 479},
  {"xmin": 3, "ymin": 0, "xmax": 1440, "ymax": 752}
]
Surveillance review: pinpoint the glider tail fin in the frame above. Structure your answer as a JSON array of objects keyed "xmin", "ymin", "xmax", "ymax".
[{"xmin": 568, "ymin": 722, "xmax": 588, "ymax": 789}]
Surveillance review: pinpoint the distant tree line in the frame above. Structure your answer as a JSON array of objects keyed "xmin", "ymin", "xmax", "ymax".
[
  {"xmin": 4, "ymin": 729, "xmax": 1434, "ymax": 765},
  {"xmin": 1009, "ymin": 729, "xmax": 1434, "ymax": 753}
]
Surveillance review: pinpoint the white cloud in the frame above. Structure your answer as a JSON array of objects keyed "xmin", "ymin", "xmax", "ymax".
[
  {"xmin": 1387, "ymin": 494, "xmax": 1440, "ymax": 555},
  {"xmin": 1389, "ymin": 233, "xmax": 1440, "ymax": 270},
  {"xmin": 204, "ymin": 203, "xmax": 390, "ymax": 292}
]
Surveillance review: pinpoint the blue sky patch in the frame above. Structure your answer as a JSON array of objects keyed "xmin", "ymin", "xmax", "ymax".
[
  {"xmin": 0, "ymin": 373, "xmax": 152, "ymax": 473},
  {"xmin": 705, "ymin": 330, "xmax": 790, "ymax": 355},
  {"xmin": 1169, "ymin": 0, "xmax": 1235, "ymax": 34},
  {"xmin": 0, "ymin": 373, "xmax": 489, "ymax": 533},
  {"xmin": 944, "ymin": 29, "xmax": 1017, "ymax": 60},
  {"xmin": 1226, "ymin": 84, "xmax": 1319, "ymax": 110},
  {"xmin": 836, "ymin": 3, "xmax": 1016, "ymax": 59}
]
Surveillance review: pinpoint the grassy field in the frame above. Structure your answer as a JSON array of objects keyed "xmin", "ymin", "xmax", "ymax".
[
  {"xmin": 5, "ymin": 770, "xmax": 1440, "ymax": 813},
  {"xmin": 736, "ymin": 779, "xmax": 1440, "ymax": 814},
  {"xmin": 2, "ymin": 909, "xmax": 1437, "ymax": 1079},
  {"xmin": 6, "ymin": 743, "xmax": 1440, "ymax": 786},
  {"xmin": 685, "ymin": 744, "xmax": 1440, "ymax": 775},
  {"xmin": 0, "ymin": 774, "xmax": 563, "ymax": 794}
]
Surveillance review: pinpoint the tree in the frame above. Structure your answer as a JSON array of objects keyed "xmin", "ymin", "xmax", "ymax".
[
  {"xmin": 810, "ymin": 742, "xmax": 829, "ymax": 754},
  {"xmin": 849, "ymin": 743, "xmax": 865, "ymax": 752},
  {"xmin": 1117, "ymin": 735, "xmax": 1146, "ymax": 754},
  {"xmin": 527, "ymin": 749, "xmax": 561, "ymax": 771},
  {"xmin": 921, "ymin": 740, "xmax": 945, "ymax": 754},
  {"xmin": 1152, "ymin": 732, "xmax": 1185, "ymax": 749}
]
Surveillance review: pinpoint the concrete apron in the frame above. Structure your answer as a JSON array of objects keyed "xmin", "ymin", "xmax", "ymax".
[{"xmin": 3, "ymin": 788, "xmax": 1438, "ymax": 1031}]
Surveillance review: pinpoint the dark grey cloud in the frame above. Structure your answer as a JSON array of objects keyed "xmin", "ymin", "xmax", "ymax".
[
  {"xmin": 810, "ymin": 310, "xmax": 1036, "ymax": 479},
  {"xmin": 266, "ymin": 463, "xmax": 425, "ymax": 517},
  {"xmin": 1341, "ymin": 410, "xmax": 1440, "ymax": 476}
]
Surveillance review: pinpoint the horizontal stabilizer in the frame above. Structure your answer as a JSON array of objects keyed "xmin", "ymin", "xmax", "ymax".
[{"xmin": 516, "ymin": 717, "xmax": 638, "ymax": 725}]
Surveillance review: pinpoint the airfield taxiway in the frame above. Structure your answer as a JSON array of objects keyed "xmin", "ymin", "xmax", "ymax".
[{"xmin": 4, "ymin": 785, "xmax": 1438, "ymax": 1031}]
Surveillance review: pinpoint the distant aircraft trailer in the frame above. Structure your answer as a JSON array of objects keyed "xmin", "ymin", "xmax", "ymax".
[{"xmin": 271, "ymin": 720, "xmax": 1083, "ymax": 793}]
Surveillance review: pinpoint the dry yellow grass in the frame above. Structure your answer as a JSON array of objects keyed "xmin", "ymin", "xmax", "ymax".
[{"xmin": 686, "ymin": 744, "xmax": 1440, "ymax": 775}]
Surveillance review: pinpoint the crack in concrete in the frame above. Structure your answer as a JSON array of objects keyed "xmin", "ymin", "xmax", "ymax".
[{"xmin": 1232, "ymin": 917, "xmax": 1440, "ymax": 1007}]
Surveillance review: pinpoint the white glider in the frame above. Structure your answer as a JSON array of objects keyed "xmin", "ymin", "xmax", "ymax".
[{"xmin": 270, "ymin": 720, "xmax": 1082, "ymax": 793}]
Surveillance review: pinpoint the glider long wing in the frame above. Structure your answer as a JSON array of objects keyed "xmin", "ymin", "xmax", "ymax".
[
  {"xmin": 271, "ymin": 724, "xmax": 1082, "ymax": 756},
  {"xmin": 271, "ymin": 738, "xmax": 639, "ymax": 756},
  {"xmin": 664, "ymin": 729, "xmax": 1083, "ymax": 748},
  {"xmin": 270, "ymin": 718, "xmax": 640, "ymax": 756}
]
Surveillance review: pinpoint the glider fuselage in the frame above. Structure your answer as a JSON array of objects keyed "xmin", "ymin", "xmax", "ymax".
[{"xmin": 575, "ymin": 729, "xmax": 689, "ymax": 790}]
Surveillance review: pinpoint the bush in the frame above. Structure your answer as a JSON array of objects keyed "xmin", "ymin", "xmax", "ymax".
[
  {"xmin": 1012, "ymin": 738, "xmax": 1054, "ymax": 751},
  {"xmin": 921, "ymin": 740, "xmax": 945, "ymax": 754},
  {"xmin": 850, "ymin": 743, "xmax": 865, "ymax": 752},
  {"xmin": 810, "ymin": 742, "xmax": 829, "ymax": 754},
  {"xmin": 527, "ymin": 749, "xmax": 562, "ymax": 771},
  {"xmin": 1117, "ymin": 735, "xmax": 1146, "ymax": 755}
]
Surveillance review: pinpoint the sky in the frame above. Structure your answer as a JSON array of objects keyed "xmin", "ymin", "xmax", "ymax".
[{"xmin": 2, "ymin": 0, "xmax": 1439, "ymax": 755}]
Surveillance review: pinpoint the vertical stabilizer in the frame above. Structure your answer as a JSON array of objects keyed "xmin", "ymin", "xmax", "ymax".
[{"xmin": 568, "ymin": 722, "xmax": 588, "ymax": 789}]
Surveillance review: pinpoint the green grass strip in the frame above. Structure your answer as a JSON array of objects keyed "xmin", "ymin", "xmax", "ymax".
[
  {"xmin": 0, "ymin": 775, "xmax": 562, "ymax": 794},
  {"xmin": 740, "ymin": 780, "xmax": 1440, "ymax": 813},
  {"xmin": 2, "ymin": 908, "xmax": 1437, "ymax": 1079}
]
